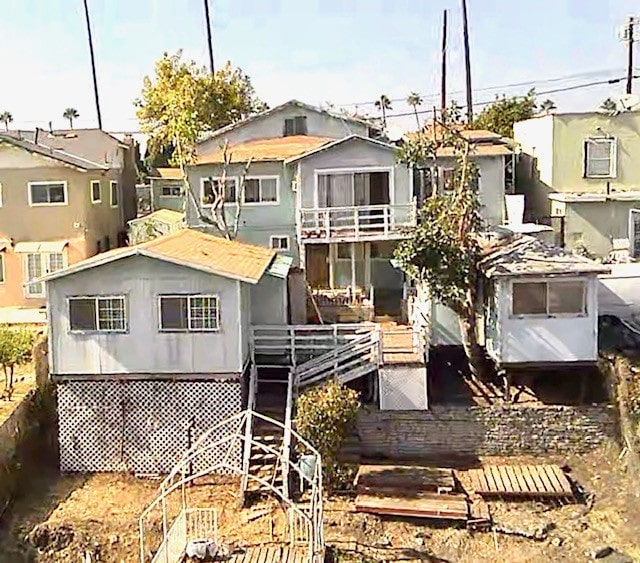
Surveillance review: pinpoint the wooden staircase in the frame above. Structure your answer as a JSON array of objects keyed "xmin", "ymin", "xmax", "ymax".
[{"xmin": 246, "ymin": 424, "xmax": 285, "ymax": 495}]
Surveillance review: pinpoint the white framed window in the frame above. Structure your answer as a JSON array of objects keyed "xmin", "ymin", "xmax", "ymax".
[
  {"xmin": 110, "ymin": 181, "xmax": 119, "ymax": 207},
  {"xmin": 24, "ymin": 251, "xmax": 66, "ymax": 297},
  {"xmin": 90, "ymin": 180, "xmax": 101, "ymax": 204},
  {"xmin": 583, "ymin": 137, "xmax": 617, "ymax": 178},
  {"xmin": 28, "ymin": 181, "xmax": 67, "ymax": 206},
  {"xmin": 629, "ymin": 209, "xmax": 640, "ymax": 258},
  {"xmin": 158, "ymin": 294, "xmax": 219, "ymax": 332},
  {"xmin": 316, "ymin": 168, "xmax": 392, "ymax": 208},
  {"xmin": 68, "ymin": 295, "xmax": 127, "ymax": 332},
  {"xmin": 0, "ymin": 253, "xmax": 4, "ymax": 284},
  {"xmin": 244, "ymin": 176, "xmax": 279, "ymax": 205},
  {"xmin": 160, "ymin": 184, "xmax": 182, "ymax": 198},
  {"xmin": 201, "ymin": 177, "xmax": 237, "ymax": 206},
  {"xmin": 511, "ymin": 280, "xmax": 586, "ymax": 317},
  {"xmin": 270, "ymin": 235, "xmax": 290, "ymax": 251}
]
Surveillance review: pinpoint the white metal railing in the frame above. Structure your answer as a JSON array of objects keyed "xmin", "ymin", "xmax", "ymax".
[
  {"xmin": 151, "ymin": 509, "xmax": 219, "ymax": 563},
  {"xmin": 299, "ymin": 202, "xmax": 416, "ymax": 241}
]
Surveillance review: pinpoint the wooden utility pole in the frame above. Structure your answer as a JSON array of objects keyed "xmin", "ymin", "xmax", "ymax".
[
  {"xmin": 83, "ymin": 0, "xmax": 102, "ymax": 129},
  {"xmin": 626, "ymin": 17, "xmax": 635, "ymax": 94},
  {"xmin": 441, "ymin": 10, "xmax": 447, "ymax": 112},
  {"xmin": 203, "ymin": 0, "xmax": 215, "ymax": 74},
  {"xmin": 461, "ymin": 0, "xmax": 473, "ymax": 122}
]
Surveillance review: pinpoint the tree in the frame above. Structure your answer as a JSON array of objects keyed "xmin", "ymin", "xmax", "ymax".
[
  {"xmin": 63, "ymin": 108, "xmax": 79, "ymax": 129},
  {"xmin": 374, "ymin": 94, "xmax": 392, "ymax": 130},
  {"xmin": 395, "ymin": 110, "xmax": 486, "ymax": 376},
  {"xmin": 472, "ymin": 88, "xmax": 537, "ymax": 137},
  {"xmin": 600, "ymin": 97, "xmax": 618, "ymax": 114},
  {"xmin": 0, "ymin": 326, "xmax": 36, "ymax": 391},
  {"xmin": 406, "ymin": 92, "xmax": 424, "ymax": 129},
  {"xmin": 539, "ymin": 99, "xmax": 556, "ymax": 114},
  {"xmin": 0, "ymin": 111, "xmax": 12, "ymax": 132},
  {"xmin": 135, "ymin": 51, "xmax": 266, "ymax": 166}
]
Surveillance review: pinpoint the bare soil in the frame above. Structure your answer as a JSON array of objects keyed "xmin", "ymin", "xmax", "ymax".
[{"xmin": 0, "ymin": 445, "xmax": 638, "ymax": 562}]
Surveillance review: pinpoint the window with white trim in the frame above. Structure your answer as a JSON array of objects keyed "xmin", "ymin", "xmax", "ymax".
[
  {"xmin": 159, "ymin": 294, "xmax": 219, "ymax": 332},
  {"xmin": 0, "ymin": 254, "xmax": 4, "ymax": 283},
  {"xmin": 24, "ymin": 252, "xmax": 66, "ymax": 297},
  {"xmin": 270, "ymin": 235, "xmax": 290, "ymax": 251},
  {"xmin": 584, "ymin": 137, "xmax": 616, "ymax": 178},
  {"xmin": 245, "ymin": 177, "xmax": 278, "ymax": 204},
  {"xmin": 110, "ymin": 181, "xmax": 119, "ymax": 207},
  {"xmin": 160, "ymin": 184, "xmax": 182, "ymax": 197},
  {"xmin": 202, "ymin": 178, "xmax": 237, "ymax": 205},
  {"xmin": 69, "ymin": 296, "xmax": 127, "ymax": 332},
  {"xmin": 28, "ymin": 181, "xmax": 67, "ymax": 205},
  {"xmin": 511, "ymin": 280, "xmax": 586, "ymax": 317},
  {"xmin": 90, "ymin": 180, "xmax": 101, "ymax": 203}
]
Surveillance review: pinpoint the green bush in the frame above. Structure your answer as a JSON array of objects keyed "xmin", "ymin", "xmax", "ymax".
[
  {"xmin": 296, "ymin": 380, "xmax": 360, "ymax": 491},
  {"xmin": 0, "ymin": 325, "xmax": 36, "ymax": 390}
]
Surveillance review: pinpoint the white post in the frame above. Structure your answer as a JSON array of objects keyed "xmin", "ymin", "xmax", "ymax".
[
  {"xmin": 323, "ymin": 209, "xmax": 330, "ymax": 241},
  {"xmin": 354, "ymin": 207, "xmax": 360, "ymax": 240},
  {"xmin": 384, "ymin": 206, "xmax": 389, "ymax": 236}
]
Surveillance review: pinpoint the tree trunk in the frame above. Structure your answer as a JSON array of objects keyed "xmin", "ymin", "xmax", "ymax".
[{"xmin": 457, "ymin": 308, "xmax": 487, "ymax": 378}]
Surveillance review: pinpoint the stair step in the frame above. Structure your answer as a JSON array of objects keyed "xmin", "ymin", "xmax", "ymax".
[
  {"xmin": 252, "ymin": 435, "xmax": 284, "ymax": 444},
  {"xmin": 250, "ymin": 452, "xmax": 278, "ymax": 461}
]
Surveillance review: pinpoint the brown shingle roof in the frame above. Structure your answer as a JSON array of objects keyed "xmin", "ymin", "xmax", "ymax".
[
  {"xmin": 152, "ymin": 167, "xmax": 184, "ymax": 180},
  {"xmin": 196, "ymin": 135, "xmax": 334, "ymax": 164}
]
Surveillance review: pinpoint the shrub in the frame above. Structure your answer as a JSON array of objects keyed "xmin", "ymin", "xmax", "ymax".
[
  {"xmin": 0, "ymin": 325, "xmax": 36, "ymax": 390},
  {"xmin": 295, "ymin": 380, "xmax": 360, "ymax": 491}
]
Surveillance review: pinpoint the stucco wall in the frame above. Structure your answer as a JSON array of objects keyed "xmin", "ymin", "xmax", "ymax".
[
  {"xmin": 250, "ymin": 274, "xmax": 288, "ymax": 325},
  {"xmin": 150, "ymin": 178, "xmax": 185, "ymax": 212},
  {"xmin": 48, "ymin": 255, "xmax": 249, "ymax": 375}
]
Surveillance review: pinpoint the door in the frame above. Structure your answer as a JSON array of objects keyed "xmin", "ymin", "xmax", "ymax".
[{"xmin": 370, "ymin": 241, "xmax": 404, "ymax": 318}]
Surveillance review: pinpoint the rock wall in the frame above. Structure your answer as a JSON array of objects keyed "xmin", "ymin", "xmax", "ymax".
[{"xmin": 355, "ymin": 404, "xmax": 617, "ymax": 459}]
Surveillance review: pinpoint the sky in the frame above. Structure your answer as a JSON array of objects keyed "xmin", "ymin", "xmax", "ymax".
[{"xmin": 0, "ymin": 0, "xmax": 638, "ymax": 139}]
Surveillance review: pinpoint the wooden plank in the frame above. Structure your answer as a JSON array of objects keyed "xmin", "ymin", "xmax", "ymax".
[
  {"xmin": 497, "ymin": 466, "xmax": 516, "ymax": 493},
  {"xmin": 519, "ymin": 465, "xmax": 538, "ymax": 493},
  {"xmin": 482, "ymin": 467, "xmax": 497, "ymax": 492},
  {"xmin": 280, "ymin": 547, "xmax": 290, "ymax": 563},
  {"xmin": 489, "ymin": 466, "xmax": 504, "ymax": 492},
  {"xmin": 527, "ymin": 465, "xmax": 547, "ymax": 492},
  {"xmin": 257, "ymin": 546, "xmax": 271, "ymax": 563},
  {"xmin": 355, "ymin": 493, "xmax": 469, "ymax": 520},
  {"xmin": 543, "ymin": 464, "xmax": 568, "ymax": 495},
  {"xmin": 510, "ymin": 465, "xmax": 529, "ymax": 494},
  {"xmin": 550, "ymin": 465, "xmax": 573, "ymax": 494},
  {"xmin": 356, "ymin": 465, "xmax": 455, "ymax": 491},
  {"xmin": 475, "ymin": 468, "xmax": 491, "ymax": 493}
]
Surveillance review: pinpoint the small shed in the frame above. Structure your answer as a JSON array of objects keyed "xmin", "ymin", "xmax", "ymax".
[
  {"xmin": 149, "ymin": 167, "xmax": 185, "ymax": 212},
  {"xmin": 479, "ymin": 235, "xmax": 609, "ymax": 367}
]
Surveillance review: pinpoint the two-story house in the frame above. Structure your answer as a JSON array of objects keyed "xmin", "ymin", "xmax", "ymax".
[
  {"xmin": 0, "ymin": 129, "xmax": 137, "ymax": 315},
  {"xmin": 515, "ymin": 110, "xmax": 640, "ymax": 258}
]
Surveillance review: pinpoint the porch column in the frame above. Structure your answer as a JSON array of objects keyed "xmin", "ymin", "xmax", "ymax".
[
  {"xmin": 329, "ymin": 244, "xmax": 335, "ymax": 289},
  {"xmin": 350, "ymin": 242, "xmax": 356, "ymax": 290}
]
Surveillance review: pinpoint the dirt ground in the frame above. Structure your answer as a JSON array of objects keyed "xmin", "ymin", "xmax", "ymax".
[
  {"xmin": 0, "ymin": 366, "xmax": 35, "ymax": 426},
  {"xmin": 0, "ymin": 445, "xmax": 638, "ymax": 562}
]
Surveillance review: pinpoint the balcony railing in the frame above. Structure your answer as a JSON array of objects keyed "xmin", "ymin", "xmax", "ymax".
[{"xmin": 299, "ymin": 202, "xmax": 416, "ymax": 242}]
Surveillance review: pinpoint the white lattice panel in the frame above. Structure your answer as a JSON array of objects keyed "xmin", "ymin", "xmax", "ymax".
[
  {"xmin": 379, "ymin": 366, "xmax": 428, "ymax": 410},
  {"xmin": 57, "ymin": 379, "xmax": 242, "ymax": 473}
]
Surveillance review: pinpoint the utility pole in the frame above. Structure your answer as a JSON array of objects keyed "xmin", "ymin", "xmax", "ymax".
[
  {"xmin": 621, "ymin": 17, "xmax": 638, "ymax": 94},
  {"xmin": 203, "ymin": 0, "xmax": 215, "ymax": 74},
  {"xmin": 441, "ymin": 10, "xmax": 447, "ymax": 113},
  {"xmin": 83, "ymin": 0, "xmax": 102, "ymax": 129},
  {"xmin": 461, "ymin": 0, "xmax": 473, "ymax": 122}
]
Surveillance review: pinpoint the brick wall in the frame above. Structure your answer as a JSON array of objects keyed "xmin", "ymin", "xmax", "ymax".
[{"xmin": 355, "ymin": 404, "xmax": 617, "ymax": 459}]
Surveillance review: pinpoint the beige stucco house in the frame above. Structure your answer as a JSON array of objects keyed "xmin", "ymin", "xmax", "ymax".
[
  {"xmin": 515, "ymin": 111, "xmax": 640, "ymax": 258},
  {"xmin": 0, "ymin": 129, "xmax": 137, "ymax": 313}
]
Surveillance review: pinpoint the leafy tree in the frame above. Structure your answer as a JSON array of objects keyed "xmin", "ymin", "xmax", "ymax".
[
  {"xmin": 374, "ymin": 94, "xmax": 392, "ymax": 130},
  {"xmin": 396, "ymin": 111, "xmax": 486, "ymax": 376},
  {"xmin": 600, "ymin": 97, "xmax": 618, "ymax": 114},
  {"xmin": 0, "ymin": 326, "xmax": 36, "ymax": 391},
  {"xmin": 406, "ymin": 92, "xmax": 424, "ymax": 129},
  {"xmin": 473, "ymin": 88, "xmax": 537, "ymax": 137},
  {"xmin": 63, "ymin": 108, "xmax": 79, "ymax": 129},
  {"xmin": 0, "ymin": 111, "xmax": 13, "ymax": 131},
  {"xmin": 539, "ymin": 99, "xmax": 556, "ymax": 114},
  {"xmin": 135, "ymin": 51, "xmax": 266, "ymax": 166}
]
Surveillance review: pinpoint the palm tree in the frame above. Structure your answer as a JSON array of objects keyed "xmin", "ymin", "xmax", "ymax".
[
  {"xmin": 374, "ymin": 94, "xmax": 392, "ymax": 130},
  {"xmin": 539, "ymin": 99, "xmax": 556, "ymax": 114},
  {"xmin": 63, "ymin": 108, "xmax": 80, "ymax": 129},
  {"xmin": 406, "ymin": 92, "xmax": 423, "ymax": 128},
  {"xmin": 0, "ymin": 111, "xmax": 12, "ymax": 131}
]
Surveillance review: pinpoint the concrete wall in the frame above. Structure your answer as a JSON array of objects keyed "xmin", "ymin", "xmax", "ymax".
[
  {"xmin": 198, "ymin": 104, "xmax": 369, "ymax": 153},
  {"xmin": 598, "ymin": 263, "xmax": 640, "ymax": 320},
  {"xmin": 48, "ymin": 255, "xmax": 250, "ymax": 375},
  {"xmin": 355, "ymin": 404, "xmax": 616, "ymax": 458}
]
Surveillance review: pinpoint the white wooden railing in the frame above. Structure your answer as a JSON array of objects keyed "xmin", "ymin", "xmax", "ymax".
[
  {"xmin": 299, "ymin": 202, "xmax": 416, "ymax": 242},
  {"xmin": 310, "ymin": 286, "xmax": 374, "ymax": 307}
]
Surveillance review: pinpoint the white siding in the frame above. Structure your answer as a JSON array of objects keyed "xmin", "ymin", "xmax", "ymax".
[
  {"xmin": 250, "ymin": 274, "xmax": 288, "ymax": 324},
  {"xmin": 48, "ymin": 255, "xmax": 249, "ymax": 375},
  {"xmin": 598, "ymin": 263, "xmax": 640, "ymax": 320},
  {"xmin": 514, "ymin": 115, "xmax": 555, "ymax": 186},
  {"xmin": 476, "ymin": 156, "xmax": 506, "ymax": 226}
]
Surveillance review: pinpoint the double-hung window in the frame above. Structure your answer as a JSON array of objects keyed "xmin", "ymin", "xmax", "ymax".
[
  {"xmin": 28, "ymin": 181, "xmax": 67, "ymax": 206},
  {"xmin": 90, "ymin": 180, "xmax": 101, "ymax": 204},
  {"xmin": 584, "ymin": 137, "xmax": 616, "ymax": 178},
  {"xmin": 202, "ymin": 177, "xmax": 237, "ymax": 205},
  {"xmin": 110, "ymin": 181, "xmax": 119, "ymax": 207},
  {"xmin": 244, "ymin": 177, "xmax": 278, "ymax": 204},
  {"xmin": 25, "ymin": 252, "xmax": 65, "ymax": 297},
  {"xmin": 68, "ymin": 296, "xmax": 127, "ymax": 332},
  {"xmin": 159, "ymin": 294, "xmax": 219, "ymax": 332},
  {"xmin": 511, "ymin": 280, "xmax": 586, "ymax": 317}
]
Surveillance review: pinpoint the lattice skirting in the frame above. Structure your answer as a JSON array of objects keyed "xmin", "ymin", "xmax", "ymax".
[{"xmin": 57, "ymin": 379, "xmax": 243, "ymax": 473}]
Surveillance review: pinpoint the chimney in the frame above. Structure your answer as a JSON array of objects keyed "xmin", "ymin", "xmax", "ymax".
[{"xmin": 505, "ymin": 194, "xmax": 525, "ymax": 226}]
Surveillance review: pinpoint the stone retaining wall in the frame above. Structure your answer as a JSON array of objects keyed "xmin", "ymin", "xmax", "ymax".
[{"xmin": 355, "ymin": 404, "xmax": 617, "ymax": 459}]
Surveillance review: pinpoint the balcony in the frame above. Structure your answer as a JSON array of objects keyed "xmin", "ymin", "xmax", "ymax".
[{"xmin": 299, "ymin": 202, "xmax": 417, "ymax": 243}]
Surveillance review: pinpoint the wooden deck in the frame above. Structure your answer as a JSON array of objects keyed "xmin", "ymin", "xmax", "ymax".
[
  {"xmin": 355, "ymin": 492, "xmax": 469, "ymax": 520},
  {"xmin": 459, "ymin": 464, "xmax": 573, "ymax": 498},
  {"xmin": 227, "ymin": 545, "xmax": 310, "ymax": 562}
]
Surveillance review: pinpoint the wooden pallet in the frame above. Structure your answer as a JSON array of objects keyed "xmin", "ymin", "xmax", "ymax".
[
  {"xmin": 227, "ymin": 545, "xmax": 310, "ymax": 562},
  {"xmin": 355, "ymin": 492, "xmax": 469, "ymax": 521},
  {"xmin": 460, "ymin": 464, "xmax": 573, "ymax": 498}
]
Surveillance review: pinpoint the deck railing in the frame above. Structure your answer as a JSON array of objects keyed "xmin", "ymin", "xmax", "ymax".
[{"xmin": 299, "ymin": 202, "xmax": 416, "ymax": 242}]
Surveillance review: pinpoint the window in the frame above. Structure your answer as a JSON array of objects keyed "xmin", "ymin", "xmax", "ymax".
[
  {"xmin": 244, "ymin": 177, "xmax": 278, "ymax": 204},
  {"xmin": 159, "ymin": 295, "xmax": 219, "ymax": 332},
  {"xmin": 270, "ymin": 235, "xmax": 290, "ymax": 251},
  {"xmin": 0, "ymin": 182, "xmax": 3, "ymax": 206},
  {"xmin": 0, "ymin": 254, "xmax": 4, "ymax": 283},
  {"xmin": 24, "ymin": 252, "xmax": 65, "ymax": 297},
  {"xmin": 317, "ymin": 170, "xmax": 391, "ymax": 208},
  {"xmin": 160, "ymin": 184, "xmax": 182, "ymax": 197},
  {"xmin": 110, "ymin": 181, "xmax": 119, "ymax": 207},
  {"xmin": 584, "ymin": 137, "xmax": 616, "ymax": 178},
  {"xmin": 630, "ymin": 209, "xmax": 640, "ymax": 258},
  {"xmin": 90, "ymin": 180, "xmax": 101, "ymax": 204},
  {"xmin": 284, "ymin": 116, "xmax": 307, "ymax": 136},
  {"xmin": 202, "ymin": 177, "xmax": 237, "ymax": 205},
  {"xmin": 438, "ymin": 168, "xmax": 456, "ymax": 194},
  {"xmin": 28, "ymin": 182, "xmax": 67, "ymax": 206},
  {"xmin": 69, "ymin": 296, "xmax": 127, "ymax": 332},
  {"xmin": 512, "ymin": 280, "xmax": 586, "ymax": 317}
]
